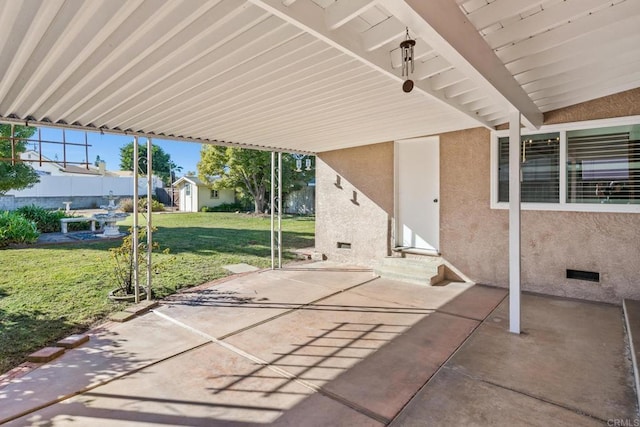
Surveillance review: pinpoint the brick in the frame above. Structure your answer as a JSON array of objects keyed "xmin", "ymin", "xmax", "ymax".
[
  {"xmin": 124, "ymin": 300, "xmax": 159, "ymax": 315},
  {"xmin": 56, "ymin": 334, "xmax": 90, "ymax": 349},
  {"xmin": 108, "ymin": 311, "xmax": 136, "ymax": 322},
  {"xmin": 26, "ymin": 347, "xmax": 65, "ymax": 363}
]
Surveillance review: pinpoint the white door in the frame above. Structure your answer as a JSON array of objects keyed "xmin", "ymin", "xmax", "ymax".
[{"xmin": 395, "ymin": 137, "xmax": 440, "ymax": 253}]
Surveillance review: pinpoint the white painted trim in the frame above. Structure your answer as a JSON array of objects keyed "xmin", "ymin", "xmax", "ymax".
[
  {"xmin": 490, "ymin": 115, "xmax": 640, "ymax": 213},
  {"xmin": 559, "ymin": 130, "xmax": 567, "ymax": 205}
]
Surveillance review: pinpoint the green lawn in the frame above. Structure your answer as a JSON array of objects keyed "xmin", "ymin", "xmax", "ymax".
[{"xmin": 0, "ymin": 212, "xmax": 314, "ymax": 374}]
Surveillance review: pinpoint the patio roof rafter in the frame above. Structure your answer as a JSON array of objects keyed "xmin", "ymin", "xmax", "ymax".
[
  {"xmin": 382, "ymin": 0, "xmax": 544, "ymax": 130},
  {"xmin": 248, "ymin": 0, "xmax": 495, "ymax": 130}
]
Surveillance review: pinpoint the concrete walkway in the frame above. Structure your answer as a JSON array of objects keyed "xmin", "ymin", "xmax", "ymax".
[{"xmin": 0, "ymin": 264, "xmax": 635, "ymax": 425}]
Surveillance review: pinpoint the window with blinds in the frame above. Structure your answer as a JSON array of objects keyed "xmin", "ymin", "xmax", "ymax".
[
  {"xmin": 567, "ymin": 125, "xmax": 639, "ymax": 204},
  {"xmin": 498, "ymin": 132, "xmax": 560, "ymax": 203}
]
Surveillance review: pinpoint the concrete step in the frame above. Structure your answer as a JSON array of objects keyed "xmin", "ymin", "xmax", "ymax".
[
  {"xmin": 374, "ymin": 257, "xmax": 445, "ymax": 286},
  {"xmin": 375, "ymin": 264, "xmax": 440, "ymax": 280},
  {"xmin": 381, "ymin": 256, "xmax": 442, "ymax": 268},
  {"xmin": 622, "ymin": 298, "xmax": 640, "ymax": 411}
]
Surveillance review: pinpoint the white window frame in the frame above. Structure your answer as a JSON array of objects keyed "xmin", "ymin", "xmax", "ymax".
[
  {"xmin": 211, "ymin": 189, "xmax": 219, "ymax": 199},
  {"xmin": 491, "ymin": 115, "xmax": 640, "ymax": 213}
]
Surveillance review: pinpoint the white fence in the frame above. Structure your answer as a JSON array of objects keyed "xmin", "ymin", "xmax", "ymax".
[{"xmin": 7, "ymin": 175, "xmax": 162, "ymax": 198}]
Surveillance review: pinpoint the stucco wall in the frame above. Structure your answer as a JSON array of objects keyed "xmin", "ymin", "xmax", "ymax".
[
  {"xmin": 314, "ymin": 89, "xmax": 640, "ymax": 303},
  {"xmin": 316, "ymin": 142, "xmax": 394, "ymax": 266},
  {"xmin": 441, "ymin": 88, "xmax": 640, "ymax": 303}
]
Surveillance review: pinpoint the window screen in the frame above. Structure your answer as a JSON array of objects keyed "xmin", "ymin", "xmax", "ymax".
[
  {"xmin": 567, "ymin": 125, "xmax": 640, "ymax": 204},
  {"xmin": 498, "ymin": 133, "xmax": 560, "ymax": 203}
]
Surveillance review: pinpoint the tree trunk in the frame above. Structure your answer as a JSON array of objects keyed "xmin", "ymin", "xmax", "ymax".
[{"xmin": 254, "ymin": 192, "xmax": 266, "ymax": 214}]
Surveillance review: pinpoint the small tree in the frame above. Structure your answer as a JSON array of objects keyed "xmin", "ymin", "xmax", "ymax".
[
  {"xmin": 119, "ymin": 142, "xmax": 182, "ymax": 186},
  {"xmin": 197, "ymin": 146, "xmax": 314, "ymax": 214},
  {"xmin": 0, "ymin": 125, "xmax": 39, "ymax": 195}
]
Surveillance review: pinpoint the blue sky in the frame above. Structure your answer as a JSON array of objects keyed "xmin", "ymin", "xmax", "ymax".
[{"xmin": 35, "ymin": 127, "xmax": 202, "ymax": 176}]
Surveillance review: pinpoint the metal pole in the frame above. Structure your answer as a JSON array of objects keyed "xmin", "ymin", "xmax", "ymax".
[
  {"xmin": 270, "ymin": 152, "xmax": 275, "ymax": 269},
  {"xmin": 508, "ymin": 111, "xmax": 521, "ymax": 334},
  {"xmin": 277, "ymin": 152, "xmax": 282, "ymax": 268},
  {"xmin": 146, "ymin": 138, "xmax": 153, "ymax": 301},
  {"xmin": 38, "ymin": 128, "xmax": 42, "ymax": 166},
  {"xmin": 84, "ymin": 131, "xmax": 89, "ymax": 170},
  {"xmin": 62, "ymin": 129, "xmax": 67, "ymax": 168},
  {"xmin": 10, "ymin": 124, "xmax": 15, "ymax": 165},
  {"xmin": 133, "ymin": 136, "xmax": 140, "ymax": 304}
]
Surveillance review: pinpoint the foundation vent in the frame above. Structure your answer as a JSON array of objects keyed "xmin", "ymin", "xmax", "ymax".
[
  {"xmin": 337, "ymin": 242, "xmax": 351, "ymax": 249},
  {"xmin": 566, "ymin": 269, "xmax": 600, "ymax": 282}
]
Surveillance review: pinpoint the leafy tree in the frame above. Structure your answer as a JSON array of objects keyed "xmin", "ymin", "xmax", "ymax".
[
  {"xmin": 0, "ymin": 125, "xmax": 39, "ymax": 195},
  {"xmin": 197, "ymin": 146, "xmax": 314, "ymax": 214},
  {"xmin": 119, "ymin": 142, "xmax": 181, "ymax": 186}
]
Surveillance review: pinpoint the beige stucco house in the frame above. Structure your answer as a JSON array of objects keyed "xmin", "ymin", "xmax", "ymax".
[
  {"xmin": 316, "ymin": 88, "xmax": 640, "ymax": 305},
  {"xmin": 1, "ymin": 0, "xmax": 639, "ymax": 324},
  {"xmin": 173, "ymin": 176, "xmax": 235, "ymax": 212}
]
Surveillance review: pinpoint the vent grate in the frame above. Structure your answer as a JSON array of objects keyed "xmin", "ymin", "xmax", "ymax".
[{"xmin": 566, "ymin": 269, "xmax": 600, "ymax": 282}]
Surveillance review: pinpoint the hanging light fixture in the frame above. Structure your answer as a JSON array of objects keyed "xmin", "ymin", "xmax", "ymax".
[
  {"xmin": 305, "ymin": 158, "xmax": 312, "ymax": 171},
  {"xmin": 400, "ymin": 27, "xmax": 416, "ymax": 93}
]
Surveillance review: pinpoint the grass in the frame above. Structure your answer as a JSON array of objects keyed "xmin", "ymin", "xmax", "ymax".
[{"xmin": 0, "ymin": 212, "xmax": 314, "ymax": 374}]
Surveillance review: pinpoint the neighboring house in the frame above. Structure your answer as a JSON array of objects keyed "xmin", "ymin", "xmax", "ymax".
[
  {"xmin": 1, "ymin": 151, "xmax": 162, "ymax": 210},
  {"xmin": 173, "ymin": 176, "xmax": 235, "ymax": 212},
  {"xmin": 20, "ymin": 151, "xmax": 117, "ymax": 177}
]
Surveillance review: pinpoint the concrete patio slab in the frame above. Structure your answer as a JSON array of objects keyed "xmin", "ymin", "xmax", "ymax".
[
  {"xmin": 155, "ymin": 269, "xmax": 376, "ymax": 339},
  {"xmin": 391, "ymin": 367, "xmax": 602, "ymax": 426},
  {"xmin": 7, "ymin": 343, "xmax": 314, "ymax": 426},
  {"xmin": 319, "ymin": 311, "xmax": 479, "ymax": 422},
  {"xmin": 347, "ymin": 278, "xmax": 475, "ymax": 309},
  {"xmin": 0, "ymin": 314, "xmax": 208, "ymax": 424},
  {"xmin": 392, "ymin": 293, "xmax": 637, "ymax": 425},
  {"xmin": 224, "ymin": 290, "xmax": 432, "ymax": 389},
  {"xmin": 1, "ymin": 266, "xmax": 634, "ymax": 426},
  {"xmin": 222, "ymin": 262, "xmax": 260, "ymax": 274},
  {"xmin": 225, "ymin": 285, "xmax": 505, "ymax": 422}
]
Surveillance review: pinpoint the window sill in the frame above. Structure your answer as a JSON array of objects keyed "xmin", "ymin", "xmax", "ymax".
[{"xmin": 490, "ymin": 202, "xmax": 640, "ymax": 214}]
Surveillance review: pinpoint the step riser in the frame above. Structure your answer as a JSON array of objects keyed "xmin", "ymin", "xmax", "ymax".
[
  {"xmin": 375, "ymin": 261, "xmax": 445, "ymax": 286},
  {"xmin": 375, "ymin": 271, "xmax": 435, "ymax": 286},
  {"xmin": 375, "ymin": 265, "xmax": 440, "ymax": 277},
  {"xmin": 382, "ymin": 258, "xmax": 442, "ymax": 268}
]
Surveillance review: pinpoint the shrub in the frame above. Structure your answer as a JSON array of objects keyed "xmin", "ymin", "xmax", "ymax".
[
  {"xmin": 0, "ymin": 211, "xmax": 39, "ymax": 247},
  {"xmin": 205, "ymin": 202, "xmax": 245, "ymax": 212},
  {"xmin": 15, "ymin": 205, "xmax": 90, "ymax": 232},
  {"xmin": 120, "ymin": 197, "xmax": 165, "ymax": 213}
]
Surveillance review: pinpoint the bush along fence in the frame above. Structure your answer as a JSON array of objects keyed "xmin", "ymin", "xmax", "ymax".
[{"xmin": 0, "ymin": 205, "xmax": 92, "ymax": 247}]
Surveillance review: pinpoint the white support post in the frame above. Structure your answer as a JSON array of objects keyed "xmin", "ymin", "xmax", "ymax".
[
  {"xmin": 133, "ymin": 136, "xmax": 140, "ymax": 304},
  {"xmin": 270, "ymin": 152, "xmax": 282, "ymax": 269},
  {"xmin": 271, "ymin": 152, "xmax": 275, "ymax": 269},
  {"xmin": 277, "ymin": 152, "xmax": 282, "ymax": 268},
  {"xmin": 146, "ymin": 138, "xmax": 153, "ymax": 301},
  {"xmin": 509, "ymin": 111, "xmax": 522, "ymax": 334}
]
